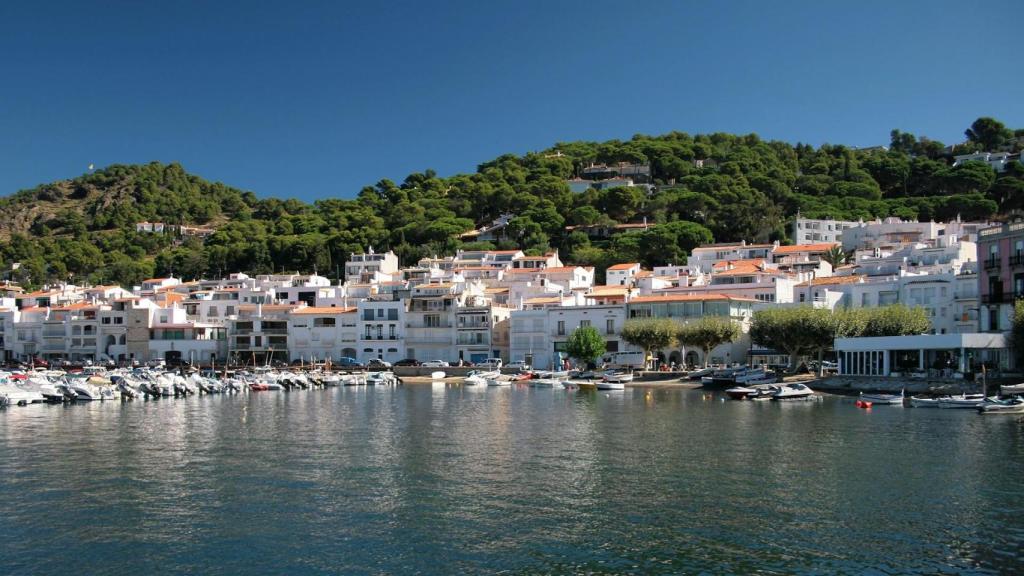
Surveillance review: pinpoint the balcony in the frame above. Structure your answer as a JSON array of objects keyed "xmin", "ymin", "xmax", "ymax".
[
  {"xmin": 1011, "ymin": 254, "xmax": 1024, "ymax": 266},
  {"xmin": 262, "ymin": 328, "xmax": 289, "ymax": 335},
  {"xmin": 984, "ymin": 258, "xmax": 1000, "ymax": 270},
  {"xmin": 406, "ymin": 322, "xmax": 452, "ymax": 329},
  {"xmin": 982, "ymin": 293, "xmax": 1021, "ymax": 304}
]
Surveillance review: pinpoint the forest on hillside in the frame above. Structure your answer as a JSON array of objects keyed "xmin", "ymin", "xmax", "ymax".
[{"xmin": 1, "ymin": 117, "xmax": 1022, "ymax": 289}]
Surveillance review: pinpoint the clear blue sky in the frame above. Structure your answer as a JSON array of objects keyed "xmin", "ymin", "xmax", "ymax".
[{"xmin": 2, "ymin": 0, "xmax": 1021, "ymax": 202}]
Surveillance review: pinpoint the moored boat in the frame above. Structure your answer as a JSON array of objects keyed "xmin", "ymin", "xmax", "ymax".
[
  {"xmin": 978, "ymin": 397, "xmax": 1024, "ymax": 414},
  {"xmin": 430, "ymin": 371, "xmax": 447, "ymax": 380},
  {"xmin": 601, "ymin": 371, "xmax": 634, "ymax": 384},
  {"xmin": 937, "ymin": 394, "xmax": 987, "ymax": 409},
  {"xmin": 1000, "ymin": 383, "xmax": 1024, "ymax": 396},
  {"xmin": 909, "ymin": 396, "xmax": 941, "ymax": 408},
  {"xmin": 772, "ymin": 383, "xmax": 814, "ymax": 401},
  {"xmin": 859, "ymin": 390, "xmax": 905, "ymax": 405}
]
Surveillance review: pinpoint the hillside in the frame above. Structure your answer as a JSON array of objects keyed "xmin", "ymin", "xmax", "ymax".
[{"xmin": 1, "ymin": 117, "xmax": 1022, "ymax": 288}]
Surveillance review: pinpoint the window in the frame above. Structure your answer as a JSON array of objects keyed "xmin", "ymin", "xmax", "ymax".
[
  {"xmin": 387, "ymin": 308, "xmax": 398, "ymax": 321},
  {"xmin": 313, "ymin": 317, "xmax": 336, "ymax": 327},
  {"xmin": 389, "ymin": 325, "xmax": 395, "ymax": 339},
  {"xmin": 580, "ymin": 320, "xmax": 591, "ymax": 329},
  {"xmin": 364, "ymin": 325, "xmax": 372, "ymax": 339},
  {"xmin": 226, "ymin": 306, "xmax": 235, "ymax": 316},
  {"xmin": 989, "ymin": 308, "xmax": 999, "ymax": 331},
  {"xmin": 376, "ymin": 309, "xmax": 384, "ymax": 318},
  {"xmin": 606, "ymin": 319, "xmax": 615, "ymax": 335},
  {"xmin": 557, "ymin": 321, "xmax": 565, "ymax": 336},
  {"xmin": 376, "ymin": 325, "xmax": 383, "ymax": 339},
  {"xmin": 363, "ymin": 309, "xmax": 374, "ymax": 321},
  {"xmin": 425, "ymin": 314, "xmax": 441, "ymax": 328}
]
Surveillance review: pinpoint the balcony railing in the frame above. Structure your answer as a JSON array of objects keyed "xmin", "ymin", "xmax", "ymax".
[
  {"xmin": 984, "ymin": 258, "xmax": 1001, "ymax": 270},
  {"xmin": 1010, "ymin": 254, "xmax": 1024, "ymax": 266},
  {"xmin": 982, "ymin": 293, "xmax": 1022, "ymax": 304}
]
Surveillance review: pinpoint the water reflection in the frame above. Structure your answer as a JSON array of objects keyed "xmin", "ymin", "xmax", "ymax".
[{"xmin": 1, "ymin": 387, "xmax": 1022, "ymax": 575}]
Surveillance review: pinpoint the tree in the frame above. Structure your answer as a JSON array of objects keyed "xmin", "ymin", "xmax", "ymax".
[
  {"xmin": 965, "ymin": 117, "xmax": 1013, "ymax": 151},
  {"xmin": 565, "ymin": 326, "xmax": 606, "ymax": 369},
  {"xmin": 860, "ymin": 305, "xmax": 930, "ymax": 337},
  {"xmin": 821, "ymin": 245, "xmax": 849, "ymax": 268},
  {"xmin": 676, "ymin": 317, "xmax": 740, "ymax": 368},
  {"xmin": 619, "ymin": 319, "xmax": 678, "ymax": 368},
  {"xmin": 1011, "ymin": 299, "xmax": 1024, "ymax": 368}
]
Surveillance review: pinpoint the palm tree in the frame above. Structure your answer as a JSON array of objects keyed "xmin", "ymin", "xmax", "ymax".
[{"xmin": 821, "ymin": 245, "xmax": 849, "ymax": 268}]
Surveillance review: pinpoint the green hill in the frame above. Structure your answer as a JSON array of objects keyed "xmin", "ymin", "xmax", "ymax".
[{"xmin": 1, "ymin": 117, "xmax": 1022, "ymax": 288}]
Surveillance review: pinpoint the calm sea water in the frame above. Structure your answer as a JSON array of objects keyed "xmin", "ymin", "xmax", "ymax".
[{"xmin": 2, "ymin": 385, "xmax": 1023, "ymax": 575}]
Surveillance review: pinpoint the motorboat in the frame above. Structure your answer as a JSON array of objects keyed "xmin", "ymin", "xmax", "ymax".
[
  {"xmin": 601, "ymin": 371, "xmax": 634, "ymax": 384},
  {"xmin": 533, "ymin": 370, "xmax": 570, "ymax": 380},
  {"xmin": 999, "ymin": 383, "xmax": 1024, "ymax": 396},
  {"xmin": 749, "ymin": 385, "xmax": 780, "ymax": 401},
  {"xmin": 464, "ymin": 370, "xmax": 498, "ymax": 386},
  {"xmin": 595, "ymin": 380, "xmax": 625, "ymax": 390},
  {"xmin": 772, "ymin": 383, "xmax": 814, "ymax": 401},
  {"xmin": 528, "ymin": 378, "xmax": 562, "ymax": 388},
  {"xmin": 0, "ymin": 382, "xmax": 45, "ymax": 405},
  {"xmin": 733, "ymin": 369, "xmax": 768, "ymax": 385},
  {"xmin": 366, "ymin": 371, "xmax": 400, "ymax": 386},
  {"xmin": 859, "ymin": 390, "xmax": 905, "ymax": 405},
  {"xmin": 486, "ymin": 375, "xmax": 514, "ymax": 386},
  {"xmin": 725, "ymin": 386, "xmax": 757, "ymax": 400},
  {"xmin": 938, "ymin": 394, "xmax": 988, "ymax": 409},
  {"xmin": 686, "ymin": 367, "xmax": 715, "ymax": 381},
  {"xmin": 430, "ymin": 371, "xmax": 446, "ymax": 380},
  {"xmin": 909, "ymin": 396, "xmax": 941, "ymax": 408},
  {"xmin": 978, "ymin": 397, "xmax": 1024, "ymax": 414},
  {"xmin": 708, "ymin": 366, "xmax": 746, "ymax": 387}
]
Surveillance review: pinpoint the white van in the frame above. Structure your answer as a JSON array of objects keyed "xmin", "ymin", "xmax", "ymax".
[
  {"xmin": 601, "ymin": 351, "xmax": 646, "ymax": 370},
  {"xmin": 477, "ymin": 358, "xmax": 503, "ymax": 370}
]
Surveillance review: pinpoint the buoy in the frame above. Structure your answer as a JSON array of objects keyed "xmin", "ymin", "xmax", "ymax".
[{"xmin": 855, "ymin": 400, "xmax": 863, "ymax": 408}]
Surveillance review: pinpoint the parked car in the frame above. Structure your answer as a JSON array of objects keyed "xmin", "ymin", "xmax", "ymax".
[
  {"xmin": 394, "ymin": 358, "xmax": 421, "ymax": 367},
  {"xmin": 336, "ymin": 357, "xmax": 365, "ymax": 369},
  {"xmin": 367, "ymin": 358, "xmax": 392, "ymax": 370},
  {"xmin": 477, "ymin": 358, "xmax": 503, "ymax": 370},
  {"xmin": 506, "ymin": 360, "xmax": 531, "ymax": 371},
  {"xmin": 421, "ymin": 360, "xmax": 450, "ymax": 368}
]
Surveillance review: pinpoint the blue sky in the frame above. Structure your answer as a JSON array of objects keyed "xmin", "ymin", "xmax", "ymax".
[{"xmin": 2, "ymin": 0, "xmax": 1021, "ymax": 202}]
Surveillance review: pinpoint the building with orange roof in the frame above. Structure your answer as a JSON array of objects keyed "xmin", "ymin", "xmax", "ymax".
[
  {"xmin": 688, "ymin": 241, "xmax": 777, "ymax": 274},
  {"xmin": 288, "ymin": 305, "xmax": 359, "ymax": 362}
]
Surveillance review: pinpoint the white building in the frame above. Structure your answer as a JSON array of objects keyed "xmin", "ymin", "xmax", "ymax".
[
  {"xmin": 287, "ymin": 306, "xmax": 358, "ymax": 362},
  {"xmin": 792, "ymin": 217, "xmax": 861, "ymax": 245},
  {"xmin": 346, "ymin": 250, "xmax": 399, "ymax": 283}
]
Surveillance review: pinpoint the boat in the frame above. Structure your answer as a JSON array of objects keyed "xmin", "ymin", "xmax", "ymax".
[
  {"xmin": 464, "ymin": 370, "xmax": 498, "ymax": 386},
  {"xmin": 486, "ymin": 375, "xmax": 514, "ymax": 386},
  {"xmin": 772, "ymin": 383, "xmax": 814, "ymax": 401},
  {"xmin": 749, "ymin": 385, "xmax": 780, "ymax": 401},
  {"xmin": 909, "ymin": 396, "xmax": 941, "ymax": 408},
  {"xmin": 601, "ymin": 371, "xmax": 634, "ymax": 384},
  {"xmin": 686, "ymin": 367, "xmax": 715, "ymax": 381},
  {"xmin": 725, "ymin": 385, "xmax": 757, "ymax": 400},
  {"xmin": 978, "ymin": 397, "xmax": 1024, "ymax": 414},
  {"xmin": 528, "ymin": 378, "xmax": 561, "ymax": 388},
  {"xmin": 595, "ymin": 380, "xmax": 625, "ymax": 390},
  {"xmin": 1000, "ymin": 383, "xmax": 1024, "ymax": 396},
  {"xmin": 430, "ymin": 371, "xmax": 447, "ymax": 380},
  {"xmin": 366, "ymin": 371, "xmax": 399, "ymax": 386},
  {"xmin": 937, "ymin": 393, "xmax": 988, "ymax": 409},
  {"xmin": 708, "ymin": 366, "xmax": 746, "ymax": 387},
  {"xmin": 859, "ymin": 390, "xmax": 905, "ymax": 405},
  {"xmin": 733, "ymin": 369, "xmax": 768, "ymax": 385}
]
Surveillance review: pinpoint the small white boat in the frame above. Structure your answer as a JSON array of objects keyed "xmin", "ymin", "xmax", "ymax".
[
  {"xmin": 772, "ymin": 383, "xmax": 814, "ymax": 401},
  {"xmin": 1000, "ymin": 383, "xmax": 1024, "ymax": 396},
  {"xmin": 430, "ymin": 371, "xmax": 446, "ymax": 380},
  {"xmin": 595, "ymin": 380, "xmax": 625, "ymax": 390},
  {"xmin": 859, "ymin": 390, "xmax": 905, "ymax": 405},
  {"xmin": 725, "ymin": 386, "xmax": 756, "ymax": 400},
  {"xmin": 528, "ymin": 378, "xmax": 562, "ymax": 388},
  {"xmin": 486, "ymin": 375, "xmax": 513, "ymax": 387},
  {"xmin": 602, "ymin": 371, "xmax": 633, "ymax": 384},
  {"xmin": 938, "ymin": 394, "xmax": 987, "ymax": 409},
  {"xmin": 464, "ymin": 370, "xmax": 498, "ymax": 386},
  {"xmin": 733, "ymin": 369, "xmax": 767, "ymax": 385},
  {"xmin": 978, "ymin": 397, "xmax": 1024, "ymax": 414},
  {"xmin": 909, "ymin": 396, "xmax": 941, "ymax": 408}
]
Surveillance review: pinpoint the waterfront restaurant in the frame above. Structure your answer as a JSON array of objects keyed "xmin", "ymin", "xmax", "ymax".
[{"xmin": 834, "ymin": 333, "xmax": 1009, "ymax": 377}]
